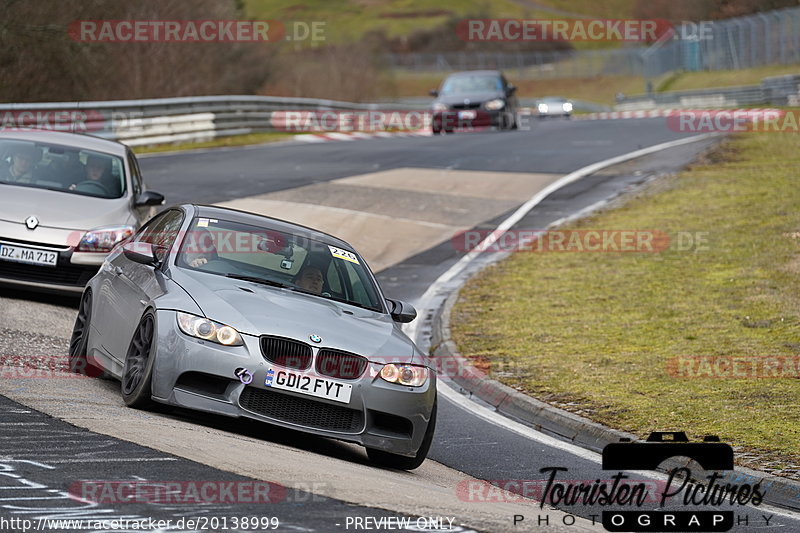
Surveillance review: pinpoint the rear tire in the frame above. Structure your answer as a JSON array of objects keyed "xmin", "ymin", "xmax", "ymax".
[
  {"xmin": 121, "ymin": 312, "xmax": 157, "ymax": 409},
  {"xmin": 366, "ymin": 399, "xmax": 437, "ymax": 470},
  {"xmin": 68, "ymin": 290, "xmax": 105, "ymax": 378}
]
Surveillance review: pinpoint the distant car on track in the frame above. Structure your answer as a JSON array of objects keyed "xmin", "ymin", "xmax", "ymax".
[
  {"xmin": 69, "ymin": 204, "xmax": 438, "ymax": 470},
  {"xmin": 0, "ymin": 130, "xmax": 164, "ymax": 294},
  {"xmin": 430, "ymin": 70, "xmax": 519, "ymax": 133},
  {"xmin": 535, "ymin": 96, "xmax": 573, "ymax": 119}
]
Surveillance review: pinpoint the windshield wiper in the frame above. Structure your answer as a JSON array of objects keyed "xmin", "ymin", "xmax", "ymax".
[{"xmin": 225, "ymin": 273, "xmax": 293, "ymax": 289}]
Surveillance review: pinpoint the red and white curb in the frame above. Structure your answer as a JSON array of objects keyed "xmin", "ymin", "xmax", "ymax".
[
  {"xmin": 294, "ymin": 130, "xmax": 433, "ymax": 143},
  {"xmin": 574, "ymin": 108, "xmax": 781, "ymax": 120}
]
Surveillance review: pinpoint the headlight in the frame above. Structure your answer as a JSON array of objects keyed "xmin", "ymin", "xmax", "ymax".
[
  {"xmin": 432, "ymin": 102, "xmax": 449, "ymax": 112},
  {"xmin": 538, "ymin": 103, "xmax": 549, "ymax": 113},
  {"xmin": 176, "ymin": 312, "xmax": 243, "ymax": 346},
  {"xmin": 485, "ymin": 99, "xmax": 505, "ymax": 110},
  {"xmin": 75, "ymin": 225, "xmax": 134, "ymax": 253},
  {"xmin": 379, "ymin": 363, "xmax": 429, "ymax": 387},
  {"xmin": 562, "ymin": 102, "xmax": 573, "ymax": 112}
]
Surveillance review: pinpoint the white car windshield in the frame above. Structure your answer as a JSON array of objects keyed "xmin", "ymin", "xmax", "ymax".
[{"xmin": 0, "ymin": 139, "xmax": 126, "ymax": 199}]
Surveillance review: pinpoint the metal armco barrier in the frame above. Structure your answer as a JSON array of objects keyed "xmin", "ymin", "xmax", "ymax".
[
  {"xmin": 0, "ymin": 95, "xmax": 424, "ymax": 147},
  {"xmin": 616, "ymin": 74, "xmax": 800, "ymax": 110}
]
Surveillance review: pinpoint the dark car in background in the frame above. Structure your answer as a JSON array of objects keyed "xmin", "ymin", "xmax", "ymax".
[{"xmin": 429, "ymin": 70, "xmax": 518, "ymax": 133}]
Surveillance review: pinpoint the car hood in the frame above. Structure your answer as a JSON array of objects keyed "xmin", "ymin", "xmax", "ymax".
[
  {"xmin": 0, "ymin": 184, "xmax": 132, "ymax": 231},
  {"xmin": 435, "ymin": 91, "xmax": 504, "ymax": 107},
  {"xmin": 172, "ymin": 270, "xmax": 421, "ymax": 364}
]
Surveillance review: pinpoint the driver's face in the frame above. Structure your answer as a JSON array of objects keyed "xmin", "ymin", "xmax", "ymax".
[
  {"xmin": 297, "ymin": 267, "xmax": 323, "ymax": 294},
  {"xmin": 11, "ymin": 153, "xmax": 33, "ymax": 174},
  {"xmin": 86, "ymin": 162, "xmax": 104, "ymax": 181}
]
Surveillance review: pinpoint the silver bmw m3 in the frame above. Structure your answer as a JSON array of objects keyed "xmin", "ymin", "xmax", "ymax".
[
  {"xmin": 0, "ymin": 130, "xmax": 164, "ymax": 294},
  {"xmin": 69, "ymin": 204, "xmax": 437, "ymax": 469}
]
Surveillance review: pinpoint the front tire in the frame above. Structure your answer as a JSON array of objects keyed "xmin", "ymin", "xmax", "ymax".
[
  {"xmin": 367, "ymin": 399, "xmax": 437, "ymax": 470},
  {"xmin": 121, "ymin": 312, "xmax": 157, "ymax": 409},
  {"xmin": 68, "ymin": 290, "xmax": 105, "ymax": 378}
]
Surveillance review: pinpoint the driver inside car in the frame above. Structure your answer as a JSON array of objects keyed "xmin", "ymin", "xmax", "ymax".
[
  {"xmin": 0, "ymin": 144, "xmax": 39, "ymax": 183},
  {"xmin": 294, "ymin": 265, "xmax": 324, "ymax": 295},
  {"xmin": 69, "ymin": 154, "xmax": 118, "ymax": 196}
]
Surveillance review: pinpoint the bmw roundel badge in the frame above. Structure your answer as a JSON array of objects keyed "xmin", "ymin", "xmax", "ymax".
[{"xmin": 309, "ymin": 334, "xmax": 322, "ymax": 343}]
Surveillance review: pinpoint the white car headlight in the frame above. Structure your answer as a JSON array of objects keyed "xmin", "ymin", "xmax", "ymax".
[
  {"xmin": 485, "ymin": 99, "xmax": 505, "ymax": 110},
  {"xmin": 538, "ymin": 103, "xmax": 549, "ymax": 113},
  {"xmin": 432, "ymin": 102, "xmax": 449, "ymax": 112},
  {"xmin": 75, "ymin": 225, "xmax": 134, "ymax": 253},
  {"xmin": 562, "ymin": 102, "xmax": 573, "ymax": 112},
  {"xmin": 176, "ymin": 312, "xmax": 243, "ymax": 346},
  {"xmin": 379, "ymin": 363, "xmax": 429, "ymax": 387}
]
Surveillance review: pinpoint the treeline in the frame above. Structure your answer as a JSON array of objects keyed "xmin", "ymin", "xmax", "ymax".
[
  {"xmin": 0, "ymin": 0, "xmax": 271, "ymax": 102},
  {"xmin": 1, "ymin": 0, "xmax": 797, "ymax": 104}
]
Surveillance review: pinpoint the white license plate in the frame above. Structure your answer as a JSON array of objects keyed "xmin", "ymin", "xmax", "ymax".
[
  {"xmin": 458, "ymin": 110, "xmax": 477, "ymax": 120},
  {"xmin": 0, "ymin": 244, "xmax": 58, "ymax": 266},
  {"xmin": 264, "ymin": 367, "xmax": 352, "ymax": 404}
]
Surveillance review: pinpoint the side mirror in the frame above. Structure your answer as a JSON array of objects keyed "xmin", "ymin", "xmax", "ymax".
[
  {"xmin": 135, "ymin": 190, "xmax": 165, "ymax": 207},
  {"xmin": 387, "ymin": 298, "xmax": 417, "ymax": 323},
  {"xmin": 122, "ymin": 241, "xmax": 158, "ymax": 266},
  {"xmin": 506, "ymin": 85, "xmax": 517, "ymax": 96},
  {"xmin": 429, "ymin": 89, "xmax": 439, "ymax": 97}
]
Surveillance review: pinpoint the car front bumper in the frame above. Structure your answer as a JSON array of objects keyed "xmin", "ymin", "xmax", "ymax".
[
  {"xmin": 150, "ymin": 310, "xmax": 437, "ymax": 456},
  {"xmin": 432, "ymin": 109, "xmax": 506, "ymax": 130},
  {"xmin": 0, "ymin": 240, "xmax": 103, "ymax": 294}
]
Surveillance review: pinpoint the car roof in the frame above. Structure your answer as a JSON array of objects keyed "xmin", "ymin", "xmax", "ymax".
[
  {"xmin": 0, "ymin": 130, "xmax": 128, "ymax": 156},
  {"xmin": 190, "ymin": 204, "xmax": 357, "ymax": 250},
  {"xmin": 446, "ymin": 70, "xmax": 503, "ymax": 78}
]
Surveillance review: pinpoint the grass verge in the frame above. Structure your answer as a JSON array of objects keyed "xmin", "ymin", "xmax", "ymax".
[
  {"xmin": 450, "ymin": 133, "xmax": 800, "ymax": 476},
  {"xmin": 132, "ymin": 132, "xmax": 297, "ymax": 155}
]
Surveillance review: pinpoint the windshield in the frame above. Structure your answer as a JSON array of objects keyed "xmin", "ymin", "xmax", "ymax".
[
  {"xmin": 0, "ymin": 139, "xmax": 126, "ymax": 199},
  {"xmin": 177, "ymin": 217, "xmax": 384, "ymax": 313},
  {"xmin": 440, "ymin": 75, "xmax": 502, "ymax": 95}
]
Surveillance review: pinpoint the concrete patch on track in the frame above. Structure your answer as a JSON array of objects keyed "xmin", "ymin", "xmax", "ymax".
[{"xmin": 216, "ymin": 167, "xmax": 561, "ymax": 272}]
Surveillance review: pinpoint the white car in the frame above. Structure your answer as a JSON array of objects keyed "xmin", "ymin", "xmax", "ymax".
[{"xmin": 0, "ymin": 130, "xmax": 164, "ymax": 294}]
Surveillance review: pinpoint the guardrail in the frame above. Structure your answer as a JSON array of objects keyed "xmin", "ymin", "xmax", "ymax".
[
  {"xmin": 615, "ymin": 74, "xmax": 800, "ymax": 110},
  {"xmin": 0, "ymin": 95, "xmax": 424, "ymax": 147},
  {"xmin": 0, "ymin": 94, "xmax": 612, "ymax": 145}
]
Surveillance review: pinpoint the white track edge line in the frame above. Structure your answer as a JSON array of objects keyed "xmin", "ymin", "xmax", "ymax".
[{"xmin": 405, "ymin": 132, "xmax": 719, "ymax": 342}]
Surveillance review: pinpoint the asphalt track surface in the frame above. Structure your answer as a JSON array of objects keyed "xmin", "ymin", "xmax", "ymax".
[{"xmin": 2, "ymin": 119, "xmax": 798, "ymax": 532}]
